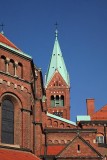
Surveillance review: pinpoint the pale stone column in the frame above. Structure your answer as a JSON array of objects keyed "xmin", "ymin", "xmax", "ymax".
[
  {"xmin": 59, "ymin": 95, "xmax": 61, "ymax": 106},
  {"xmin": 6, "ymin": 58, "xmax": 10, "ymax": 73},
  {"xmin": 15, "ymin": 61, "xmax": 18, "ymax": 76}
]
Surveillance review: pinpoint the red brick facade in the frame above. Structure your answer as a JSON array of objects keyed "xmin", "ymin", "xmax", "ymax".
[
  {"xmin": 46, "ymin": 71, "xmax": 70, "ymax": 120},
  {"xmin": 0, "ymin": 33, "xmax": 107, "ymax": 160}
]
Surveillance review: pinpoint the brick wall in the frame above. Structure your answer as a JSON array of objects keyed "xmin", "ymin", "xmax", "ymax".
[
  {"xmin": 45, "ymin": 72, "xmax": 70, "ymax": 119},
  {"xmin": 0, "ymin": 46, "xmax": 34, "ymax": 150}
]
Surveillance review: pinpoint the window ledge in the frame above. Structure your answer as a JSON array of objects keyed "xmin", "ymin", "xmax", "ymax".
[
  {"xmin": 98, "ymin": 143, "xmax": 107, "ymax": 148},
  {"xmin": 0, "ymin": 143, "xmax": 20, "ymax": 148}
]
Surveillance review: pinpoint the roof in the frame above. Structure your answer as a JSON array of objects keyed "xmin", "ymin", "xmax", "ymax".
[
  {"xmin": 0, "ymin": 148, "xmax": 40, "ymax": 160},
  {"xmin": 0, "ymin": 33, "xmax": 20, "ymax": 50},
  {"xmin": 0, "ymin": 33, "xmax": 32, "ymax": 59},
  {"xmin": 45, "ymin": 30, "xmax": 70, "ymax": 87},
  {"xmin": 41, "ymin": 145, "xmax": 64, "ymax": 155},
  {"xmin": 76, "ymin": 115, "xmax": 91, "ymax": 122},
  {"xmin": 91, "ymin": 104, "xmax": 107, "ymax": 120},
  {"xmin": 80, "ymin": 120, "xmax": 107, "ymax": 125},
  {"xmin": 47, "ymin": 112, "xmax": 76, "ymax": 126}
]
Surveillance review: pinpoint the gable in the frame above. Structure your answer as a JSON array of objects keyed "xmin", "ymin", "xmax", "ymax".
[
  {"xmin": 92, "ymin": 104, "xmax": 107, "ymax": 120},
  {"xmin": 0, "ymin": 33, "xmax": 32, "ymax": 60},
  {"xmin": 0, "ymin": 33, "xmax": 20, "ymax": 50},
  {"xmin": 46, "ymin": 71, "xmax": 69, "ymax": 89},
  {"xmin": 57, "ymin": 135, "xmax": 102, "ymax": 159}
]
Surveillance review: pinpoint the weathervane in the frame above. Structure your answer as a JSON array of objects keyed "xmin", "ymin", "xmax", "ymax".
[{"xmin": 0, "ymin": 23, "xmax": 5, "ymax": 34}]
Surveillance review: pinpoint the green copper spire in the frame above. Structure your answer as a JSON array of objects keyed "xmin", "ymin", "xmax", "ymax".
[{"xmin": 45, "ymin": 30, "xmax": 70, "ymax": 87}]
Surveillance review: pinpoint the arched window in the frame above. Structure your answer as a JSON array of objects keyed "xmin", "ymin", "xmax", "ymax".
[
  {"xmin": 53, "ymin": 121, "xmax": 58, "ymax": 128},
  {"xmin": 55, "ymin": 95, "xmax": 60, "ymax": 106},
  {"xmin": 1, "ymin": 99, "xmax": 14, "ymax": 144},
  {"xmin": 51, "ymin": 95, "xmax": 64, "ymax": 107},
  {"xmin": 60, "ymin": 123, "xmax": 64, "ymax": 128},
  {"xmin": 51, "ymin": 95, "xmax": 55, "ymax": 107},
  {"xmin": 17, "ymin": 63, "xmax": 23, "ymax": 78},
  {"xmin": 56, "ymin": 81, "xmax": 58, "ymax": 86},
  {"xmin": 77, "ymin": 144, "xmax": 80, "ymax": 152},
  {"xmin": 61, "ymin": 140, "xmax": 65, "ymax": 144},
  {"xmin": 48, "ymin": 140, "xmax": 53, "ymax": 144},
  {"xmin": 0, "ymin": 55, "xmax": 6, "ymax": 72},
  {"xmin": 47, "ymin": 119, "xmax": 52, "ymax": 126},
  {"xmin": 54, "ymin": 140, "xmax": 59, "ymax": 144},
  {"xmin": 53, "ymin": 112, "xmax": 63, "ymax": 117},
  {"xmin": 96, "ymin": 133, "xmax": 104, "ymax": 143},
  {"xmin": 60, "ymin": 95, "xmax": 64, "ymax": 106},
  {"xmin": 8, "ymin": 59, "xmax": 15, "ymax": 75}
]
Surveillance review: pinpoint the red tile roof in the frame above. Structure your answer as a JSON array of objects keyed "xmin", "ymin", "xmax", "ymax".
[
  {"xmin": 0, "ymin": 148, "xmax": 40, "ymax": 160},
  {"xmin": 0, "ymin": 33, "xmax": 20, "ymax": 51},
  {"xmin": 47, "ymin": 146, "xmax": 64, "ymax": 155},
  {"xmin": 41, "ymin": 145, "xmax": 64, "ymax": 155}
]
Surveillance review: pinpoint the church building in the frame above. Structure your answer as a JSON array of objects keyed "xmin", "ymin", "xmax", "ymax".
[{"xmin": 0, "ymin": 29, "xmax": 107, "ymax": 160}]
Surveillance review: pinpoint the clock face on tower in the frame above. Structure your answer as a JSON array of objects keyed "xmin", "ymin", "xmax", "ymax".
[{"xmin": 53, "ymin": 112, "xmax": 63, "ymax": 118}]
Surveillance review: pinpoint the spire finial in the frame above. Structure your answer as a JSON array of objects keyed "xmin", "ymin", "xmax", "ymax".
[
  {"xmin": 0, "ymin": 23, "xmax": 5, "ymax": 34},
  {"xmin": 55, "ymin": 22, "xmax": 58, "ymax": 40}
]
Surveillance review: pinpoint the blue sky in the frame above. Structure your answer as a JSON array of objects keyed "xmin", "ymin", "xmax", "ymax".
[{"xmin": 0, "ymin": 0, "xmax": 107, "ymax": 121}]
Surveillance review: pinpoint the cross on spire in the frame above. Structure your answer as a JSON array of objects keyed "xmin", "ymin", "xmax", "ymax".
[
  {"xmin": 55, "ymin": 22, "xmax": 58, "ymax": 30},
  {"xmin": 0, "ymin": 23, "xmax": 5, "ymax": 34},
  {"xmin": 55, "ymin": 22, "xmax": 58, "ymax": 40}
]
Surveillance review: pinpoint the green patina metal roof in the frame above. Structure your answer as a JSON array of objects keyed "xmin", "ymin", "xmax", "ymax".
[
  {"xmin": 45, "ymin": 30, "xmax": 70, "ymax": 87},
  {"xmin": 47, "ymin": 112, "xmax": 76, "ymax": 126},
  {"xmin": 76, "ymin": 115, "xmax": 91, "ymax": 122},
  {"xmin": 0, "ymin": 42, "xmax": 32, "ymax": 59}
]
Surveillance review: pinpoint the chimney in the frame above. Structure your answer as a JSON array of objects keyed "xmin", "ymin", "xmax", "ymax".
[{"xmin": 86, "ymin": 98, "xmax": 95, "ymax": 116}]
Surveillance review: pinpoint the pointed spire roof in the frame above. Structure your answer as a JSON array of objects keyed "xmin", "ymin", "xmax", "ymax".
[{"xmin": 45, "ymin": 30, "xmax": 70, "ymax": 87}]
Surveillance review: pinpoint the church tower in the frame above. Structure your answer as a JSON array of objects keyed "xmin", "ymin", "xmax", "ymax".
[{"xmin": 45, "ymin": 30, "xmax": 70, "ymax": 120}]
